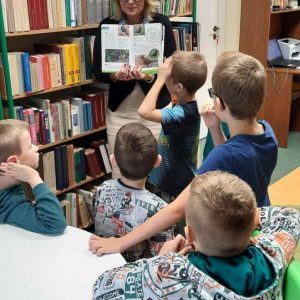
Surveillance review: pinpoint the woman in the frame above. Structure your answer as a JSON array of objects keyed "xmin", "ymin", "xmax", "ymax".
[{"xmin": 93, "ymin": 0, "xmax": 176, "ymax": 178}]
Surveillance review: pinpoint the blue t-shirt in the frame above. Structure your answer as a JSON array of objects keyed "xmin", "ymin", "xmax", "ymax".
[
  {"xmin": 149, "ymin": 101, "xmax": 200, "ymax": 194},
  {"xmin": 197, "ymin": 120, "xmax": 278, "ymax": 207}
]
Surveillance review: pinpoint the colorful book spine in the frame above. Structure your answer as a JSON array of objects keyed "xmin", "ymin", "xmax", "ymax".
[
  {"xmin": 61, "ymin": 145, "xmax": 69, "ymax": 189},
  {"xmin": 82, "ymin": 101, "xmax": 88, "ymax": 132},
  {"xmin": 29, "ymin": 55, "xmax": 45, "ymax": 90},
  {"xmin": 71, "ymin": 43, "xmax": 81, "ymax": 83},
  {"xmin": 65, "ymin": 0, "xmax": 71, "ymax": 26},
  {"xmin": 21, "ymin": 53, "xmax": 32, "ymax": 94},
  {"xmin": 61, "ymin": 44, "xmax": 74, "ymax": 85},
  {"xmin": 54, "ymin": 146, "xmax": 64, "ymax": 191},
  {"xmin": 44, "ymin": 112, "xmax": 50, "ymax": 144}
]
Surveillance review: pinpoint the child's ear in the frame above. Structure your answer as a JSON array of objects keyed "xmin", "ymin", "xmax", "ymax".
[
  {"xmin": 110, "ymin": 154, "xmax": 118, "ymax": 168},
  {"xmin": 154, "ymin": 155, "xmax": 162, "ymax": 168},
  {"xmin": 6, "ymin": 156, "xmax": 18, "ymax": 164},
  {"xmin": 216, "ymin": 97, "xmax": 225, "ymax": 112},
  {"xmin": 185, "ymin": 225, "xmax": 196, "ymax": 244},
  {"xmin": 177, "ymin": 83, "xmax": 184, "ymax": 93}
]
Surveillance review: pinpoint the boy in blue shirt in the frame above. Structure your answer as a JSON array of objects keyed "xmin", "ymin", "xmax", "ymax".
[
  {"xmin": 138, "ymin": 51, "xmax": 207, "ymax": 204},
  {"xmin": 88, "ymin": 53, "xmax": 279, "ymax": 257},
  {"xmin": 0, "ymin": 119, "xmax": 67, "ymax": 234}
]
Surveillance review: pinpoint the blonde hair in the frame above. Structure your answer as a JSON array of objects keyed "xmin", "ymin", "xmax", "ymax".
[
  {"xmin": 186, "ymin": 171, "xmax": 256, "ymax": 257},
  {"xmin": 111, "ymin": 0, "xmax": 159, "ymax": 21},
  {"xmin": 217, "ymin": 50, "xmax": 242, "ymax": 63},
  {"xmin": 172, "ymin": 50, "xmax": 207, "ymax": 95},
  {"xmin": 212, "ymin": 54, "xmax": 266, "ymax": 121},
  {"xmin": 0, "ymin": 119, "xmax": 30, "ymax": 163}
]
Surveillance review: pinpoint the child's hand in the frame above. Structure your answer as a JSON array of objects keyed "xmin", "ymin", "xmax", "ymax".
[
  {"xmin": 89, "ymin": 235, "xmax": 124, "ymax": 256},
  {"xmin": 0, "ymin": 162, "xmax": 42, "ymax": 188},
  {"xmin": 159, "ymin": 234, "xmax": 193, "ymax": 256},
  {"xmin": 199, "ymin": 103, "xmax": 221, "ymax": 129},
  {"xmin": 157, "ymin": 56, "xmax": 172, "ymax": 83}
]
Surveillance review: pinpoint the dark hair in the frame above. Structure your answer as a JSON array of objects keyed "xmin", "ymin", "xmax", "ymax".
[{"xmin": 114, "ymin": 123, "xmax": 158, "ymax": 180}]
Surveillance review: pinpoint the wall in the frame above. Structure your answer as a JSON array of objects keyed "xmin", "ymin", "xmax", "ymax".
[{"xmin": 224, "ymin": 0, "xmax": 241, "ymax": 51}]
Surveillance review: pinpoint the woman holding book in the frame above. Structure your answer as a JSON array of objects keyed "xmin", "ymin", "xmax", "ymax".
[{"xmin": 93, "ymin": 0, "xmax": 176, "ymax": 178}]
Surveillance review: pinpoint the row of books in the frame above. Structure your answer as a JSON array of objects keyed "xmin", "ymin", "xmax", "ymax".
[
  {"xmin": 0, "ymin": 36, "xmax": 95, "ymax": 96},
  {"xmin": 59, "ymin": 187, "xmax": 96, "ymax": 228},
  {"xmin": 171, "ymin": 22, "xmax": 200, "ymax": 52},
  {"xmin": 1, "ymin": 0, "xmax": 110, "ymax": 33},
  {"xmin": 158, "ymin": 0, "xmax": 192, "ymax": 16},
  {"xmin": 3, "ymin": 92, "xmax": 107, "ymax": 145}
]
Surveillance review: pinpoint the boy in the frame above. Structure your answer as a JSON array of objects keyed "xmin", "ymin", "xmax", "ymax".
[
  {"xmin": 93, "ymin": 171, "xmax": 300, "ymax": 300},
  {"xmin": 0, "ymin": 119, "xmax": 67, "ymax": 234},
  {"xmin": 138, "ymin": 51, "xmax": 207, "ymax": 204},
  {"xmin": 92, "ymin": 123, "xmax": 173, "ymax": 262},
  {"xmin": 89, "ymin": 53, "xmax": 278, "ymax": 256}
]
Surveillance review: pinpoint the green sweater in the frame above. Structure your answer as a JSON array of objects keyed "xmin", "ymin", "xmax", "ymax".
[{"xmin": 0, "ymin": 183, "xmax": 67, "ymax": 234}]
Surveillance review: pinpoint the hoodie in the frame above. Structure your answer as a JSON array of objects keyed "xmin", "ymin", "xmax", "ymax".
[{"xmin": 0, "ymin": 183, "xmax": 67, "ymax": 234}]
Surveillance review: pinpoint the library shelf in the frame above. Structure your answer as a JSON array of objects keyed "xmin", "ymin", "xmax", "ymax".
[
  {"xmin": 5, "ymin": 24, "xmax": 100, "ymax": 37},
  {"xmin": 38, "ymin": 125, "xmax": 107, "ymax": 151},
  {"xmin": 1, "ymin": 79, "xmax": 96, "ymax": 100},
  {"xmin": 54, "ymin": 173, "xmax": 106, "ymax": 196},
  {"xmin": 271, "ymin": 7, "xmax": 300, "ymax": 14}
]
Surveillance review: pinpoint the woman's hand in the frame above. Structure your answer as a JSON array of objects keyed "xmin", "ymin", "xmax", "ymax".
[
  {"xmin": 112, "ymin": 64, "xmax": 134, "ymax": 81},
  {"xmin": 132, "ymin": 63, "xmax": 145, "ymax": 80}
]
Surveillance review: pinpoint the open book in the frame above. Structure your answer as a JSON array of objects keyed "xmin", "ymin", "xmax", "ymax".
[{"xmin": 101, "ymin": 23, "xmax": 165, "ymax": 74}]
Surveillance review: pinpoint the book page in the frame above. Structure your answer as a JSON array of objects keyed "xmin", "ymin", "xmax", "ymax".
[
  {"xmin": 101, "ymin": 24, "xmax": 132, "ymax": 73},
  {"xmin": 133, "ymin": 23, "xmax": 164, "ymax": 73}
]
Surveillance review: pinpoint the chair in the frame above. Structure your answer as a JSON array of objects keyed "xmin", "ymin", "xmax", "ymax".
[{"xmin": 252, "ymin": 230, "xmax": 300, "ymax": 299}]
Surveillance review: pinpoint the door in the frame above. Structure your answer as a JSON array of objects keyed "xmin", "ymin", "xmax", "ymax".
[{"xmin": 196, "ymin": 0, "xmax": 226, "ymax": 139}]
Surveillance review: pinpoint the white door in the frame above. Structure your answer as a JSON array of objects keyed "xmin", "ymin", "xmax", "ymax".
[{"xmin": 196, "ymin": 0, "xmax": 226, "ymax": 139}]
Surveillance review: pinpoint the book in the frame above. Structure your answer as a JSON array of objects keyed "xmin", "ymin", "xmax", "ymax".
[
  {"xmin": 85, "ymin": 149, "xmax": 97, "ymax": 178},
  {"xmin": 7, "ymin": 53, "xmax": 20, "ymax": 95},
  {"xmin": 44, "ymin": 111, "xmax": 50, "ymax": 144},
  {"xmin": 73, "ymin": 147, "xmax": 81, "ymax": 183},
  {"xmin": 71, "ymin": 98, "xmax": 83, "ymax": 133},
  {"xmin": 70, "ymin": 105, "xmax": 79, "ymax": 136},
  {"xmin": 82, "ymin": 101, "xmax": 88, "ymax": 132},
  {"xmin": 43, "ymin": 152, "xmax": 52, "ymax": 190},
  {"xmin": 29, "ymin": 55, "xmax": 45, "ymax": 90},
  {"xmin": 57, "ymin": 44, "xmax": 74, "ymax": 85},
  {"xmin": 78, "ymin": 92, "xmax": 98, "ymax": 128},
  {"xmin": 99, "ymin": 140, "xmax": 112, "ymax": 173},
  {"xmin": 54, "ymin": 146, "xmax": 64, "ymax": 191},
  {"xmin": 75, "ymin": 188, "xmax": 95, "ymax": 224},
  {"xmin": 82, "ymin": 100, "xmax": 93, "ymax": 131},
  {"xmin": 79, "ymin": 147, "xmax": 86, "ymax": 181},
  {"xmin": 61, "ymin": 145, "xmax": 69, "ymax": 189},
  {"xmin": 78, "ymin": 194, "xmax": 88, "ymax": 228},
  {"xmin": 48, "ymin": 151, "xmax": 57, "ymax": 191},
  {"xmin": 39, "ymin": 110, "xmax": 46, "ymax": 145},
  {"xmin": 14, "ymin": 52, "xmax": 25, "ymax": 95},
  {"xmin": 21, "ymin": 52, "xmax": 32, "ymax": 94},
  {"xmin": 67, "ymin": 144, "xmax": 75, "ymax": 186},
  {"xmin": 70, "ymin": 43, "xmax": 81, "ymax": 83},
  {"xmin": 27, "ymin": 108, "xmax": 37, "ymax": 145},
  {"xmin": 101, "ymin": 23, "xmax": 165, "ymax": 73},
  {"xmin": 60, "ymin": 199, "xmax": 71, "ymax": 225}
]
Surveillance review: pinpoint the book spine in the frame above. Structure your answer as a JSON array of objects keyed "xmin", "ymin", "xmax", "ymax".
[
  {"xmin": 56, "ymin": 0, "xmax": 63, "ymax": 27},
  {"xmin": 79, "ymin": 148, "xmax": 86, "ymax": 180},
  {"xmin": 65, "ymin": 0, "xmax": 71, "ymax": 26},
  {"xmin": 50, "ymin": 103, "xmax": 58, "ymax": 141},
  {"xmin": 28, "ymin": 109, "xmax": 37, "ymax": 145},
  {"xmin": 81, "ymin": 0, "xmax": 87, "ymax": 25},
  {"xmin": 71, "ymin": 44, "xmax": 81, "ymax": 83},
  {"xmin": 83, "ymin": 36, "xmax": 92, "ymax": 79},
  {"xmin": 46, "ymin": 0, "xmax": 53, "ymax": 28},
  {"xmin": 41, "ymin": 0, "xmax": 49, "ymax": 28},
  {"xmin": 15, "ymin": 53, "xmax": 25, "ymax": 95},
  {"xmin": 54, "ymin": 147, "xmax": 64, "ymax": 191},
  {"xmin": 61, "ymin": 0, "xmax": 66, "ymax": 27},
  {"xmin": 82, "ymin": 102, "xmax": 88, "ymax": 132},
  {"xmin": 33, "ymin": 108, "xmax": 40, "ymax": 144},
  {"xmin": 1, "ymin": 0, "xmax": 9, "ymax": 32},
  {"xmin": 71, "ymin": 106, "xmax": 79, "ymax": 136},
  {"xmin": 46, "ymin": 100, "xmax": 55, "ymax": 143},
  {"xmin": 44, "ymin": 112, "xmax": 50, "ymax": 144},
  {"xmin": 18, "ymin": 106, "xmax": 24, "ymax": 120},
  {"xmin": 76, "ymin": 0, "xmax": 82, "ymax": 26},
  {"xmin": 39, "ymin": 110, "xmax": 46, "ymax": 145},
  {"xmin": 55, "ymin": 103, "xmax": 61, "ymax": 140},
  {"xmin": 51, "ymin": 0, "xmax": 58, "ymax": 28},
  {"xmin": 21, "ymin": 53, "xmax": 32, "ymax": 93},
  {"xmin": 70, "ymin": 0, "xmax": 76, "ymax": 26},
  {"xmin": 61, "ymin": 145, "xmax": 69, "ymax": 189},
  {"xmin": 63, "ymin": 45, "xmax": 75, "ymax": 85}
]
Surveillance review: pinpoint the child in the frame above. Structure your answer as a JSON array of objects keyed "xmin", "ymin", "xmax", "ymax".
[
  {"xmin": 0, "ymin": 119, "xmax": 67, "ymax": 234},
  {"xmin": 202, "ymin": 51, "xmax": 240, "ymax": 161},
  {"xmin": 138, "ymin": 51, "xmax": 207, "ymax": 206},
  {"xmin": 92, "ymin": 122, "xmax": 173, "ymax": 262},
  {"xmin": 89, "ymin": 53, "xmax": 278, "ymax": 256},
  {"xmin": 93, "ymin": 171, "xmax": 300, "ymax": 300}
]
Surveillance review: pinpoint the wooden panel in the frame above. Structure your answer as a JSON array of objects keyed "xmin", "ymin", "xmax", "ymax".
[
  {"xmin": 257, "ymin": 70, "xmax": 293, "ymax": 148},
  {"xmin": 269, "ymin": 14, "xmax": 283, "ymax": 38},
  {"xmin": 239, "ymin": 0, "xmax": 271, "ymax": 67},
  {"xmin": 282, "ymin": 11, "xmax": 300, "ymax": 39},
  {"xmin": 290, "ymin": 98, "xmax": 300, "ymax": 131}
]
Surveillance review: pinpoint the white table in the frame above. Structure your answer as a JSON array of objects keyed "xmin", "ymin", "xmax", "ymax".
[{"xmin": 0, "ymin": 224, "xmax": 126, "ymax": 300}]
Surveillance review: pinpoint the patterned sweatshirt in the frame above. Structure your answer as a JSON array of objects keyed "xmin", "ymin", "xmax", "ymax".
[
  {"xmin": 93, "ymin": 179, "xmax": 173, "ymax": 262},
  {"xmin": 93, "ymin": 207, "xmax": 300, "ymax": 300}
]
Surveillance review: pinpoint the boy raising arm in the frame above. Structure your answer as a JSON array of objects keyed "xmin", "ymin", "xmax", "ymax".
[
  {"xmin": 0, "ymin": 119, "xmax": 67, "ymax": 234},
  {"xmin": 89, "ymin": 53, "xmax": 277, "ymax": 255}
]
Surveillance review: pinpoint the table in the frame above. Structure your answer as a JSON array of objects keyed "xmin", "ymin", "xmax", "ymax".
[{"xmin": 0, "ymin": 224, "xmax": 126, "ymax": 300}]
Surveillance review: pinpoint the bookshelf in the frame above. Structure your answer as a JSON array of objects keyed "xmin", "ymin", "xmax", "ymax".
[
  {"xmin": 239, "ymin": 0, "xmax": 300, "ymax": 148},
  {"xmin": 55, "ymin": 173, "xmax": 105, "ymax": 196},
  {"xmin": 38, "ymin": 125, "xmax": 106, "ymax": 150}
]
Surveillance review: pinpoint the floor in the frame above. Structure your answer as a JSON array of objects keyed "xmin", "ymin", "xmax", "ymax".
[{"xmin": 199, "ymin": 130, "xmax": 300, "ymax": 262}]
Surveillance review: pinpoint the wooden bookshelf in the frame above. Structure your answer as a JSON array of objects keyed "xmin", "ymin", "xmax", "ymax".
[
  {"xmin": 1, "ymin": 79, "xmax": 96, "ymax": 100},
  {"xmin": 271, "ymin": 7, "xmax": 300, "ymax": 14},
  {"xmin": 5, "ymin": 24, "xmax": 99, "ymax": 37},
  {"xmin": 38, "ymin": 126, "xmax": 107, "ymax": 150},
  {"xmin": 55, "ymin": 173, "xmax": 106, "ymax": 196}
]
